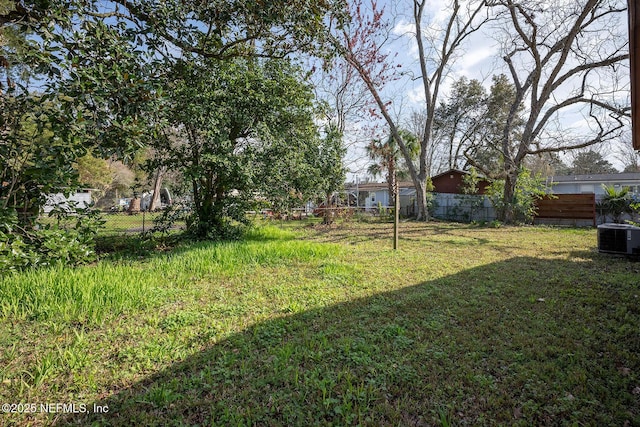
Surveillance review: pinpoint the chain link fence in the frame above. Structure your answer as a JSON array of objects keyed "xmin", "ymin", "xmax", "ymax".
[
  {"xmin": 98, "ymin": 211, "xmax": 172, "ymax": 234},
  {"xmin": 430, "ymin": 193, "xmax": 497, "ymax": 223},
  {"xmin": 38, "ymin": 209, "xmax": 186, "ymax": 236}
]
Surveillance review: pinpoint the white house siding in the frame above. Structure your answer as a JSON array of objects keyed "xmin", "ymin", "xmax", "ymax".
[
  {"xmin": 548, "ymin": 173, "xmax": 640, "ymax": 198},
  {"xmin": 43, "ymin": 191, "xmax": 92, "ymax": 213},
  {"xmin": 364, "ymin": 189, "xmax": 390, "ymax": 210}
]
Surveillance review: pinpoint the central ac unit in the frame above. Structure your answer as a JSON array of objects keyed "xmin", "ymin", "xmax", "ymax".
[{"xmin": 597, "ymin": 223, "xmax": 640, "ymax": 255}]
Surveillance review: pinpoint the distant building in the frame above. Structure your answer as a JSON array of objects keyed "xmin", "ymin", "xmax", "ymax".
[
  {"xmin": 343, "ymin": 169, "xmax": 495, "ymax": 219},
  {"xmin": 548, "ymin": 173, "xmax": 640, "ymax": 198},
  {"xmin": 343, "ymin": 181, "xmax": 403, "ymax": 210},
  {"xmin": 43, "ymin": 189, "xmax": 94, "ymax": 213},
  {"xmin": 430, "ymin": 169, "xmax": 491, "ymax": 195}
]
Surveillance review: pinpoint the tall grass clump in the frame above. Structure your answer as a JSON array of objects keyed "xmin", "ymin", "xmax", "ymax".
[
  {"xmin": 154, "ymin": 225, "xmax": 340, "ymax": 276},
  {"xmin": 0, "ymin": 225, "xmax": 338, "ymax": 324},
  {"xmin": 0, "ymin": 263, "xmax": 164, "ymax": 325}
]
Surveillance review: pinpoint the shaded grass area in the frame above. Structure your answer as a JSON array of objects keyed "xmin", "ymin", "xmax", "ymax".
[{"xmin": 1, "ymin": 221, "xmax": 639, "ymax": 426}]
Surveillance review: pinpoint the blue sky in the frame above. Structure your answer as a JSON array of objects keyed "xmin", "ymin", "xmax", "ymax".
[{"xmin": 338, "ymin": 0, "xmax": 632, "ymax": 180}]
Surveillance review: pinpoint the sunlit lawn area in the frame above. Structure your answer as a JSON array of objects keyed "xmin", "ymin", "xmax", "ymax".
[{"xmin": 1, "ymin": 219, "xmax": 639, "ymax": 426}]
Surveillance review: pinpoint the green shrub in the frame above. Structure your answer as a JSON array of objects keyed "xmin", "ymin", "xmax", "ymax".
[
  {"xmin": 631, "ymin": 201, "xmax": 640, "ymax": 226},
  {"xmin": 149, "ymin": 202, "xmax": 190, "ymax": 235},
  {"xmin": 0, "ymin": 205, "xmax": 103, "ymax": 274},
  {"xmin": 597, "ymin": 185, "xmax": 632, "ymax": 223},
  {"xmin": 486, "ymin": 168, "xmax": 548, "ymax": 224}
]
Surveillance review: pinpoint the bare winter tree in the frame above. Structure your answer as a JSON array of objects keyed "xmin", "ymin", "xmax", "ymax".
[
  {"xmin": 315, "ymin": 55, "xmax": 371, "ymax": 135},
  {"xmin": 488, "ymin": 0, "xmax": 629, "ymax": 222},
  {"xmin": 313, "ymin": 54, "xmax": 373, "ymax": 178},
  {"xmin": 406, "ymin": 109, "xmax": 443, "ymax": 176},
  {"xmin": 330, "ymin": 0, "xmax": 491, "ymax": 220},
  {"xmin": 615, "ymin": 134, "xmax": 640, "ymax": 172}
]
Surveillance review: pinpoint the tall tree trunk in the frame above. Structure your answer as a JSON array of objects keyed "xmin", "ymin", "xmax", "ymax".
[
  {"xmin": 323, "ymin": 192, "xmax": 333, "ymax": 224},
  {"xmin": 502, "ymin": 169, "xmax": 517, "ymax": 223},
  {"xmin": 414, "ymin": 178, "xmax": 429, "ymax": 221},
  {"xmin": 149, "ymin": 166, "xmax": 167, "ymax": 211}
]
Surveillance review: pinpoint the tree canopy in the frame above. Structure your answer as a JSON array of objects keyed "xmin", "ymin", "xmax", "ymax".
[
  {"xmin": 1, "ymin": 0, "xmax": 348, "ymax": 271},
  {"xmin": 570, "ymin": 150, "xmax": 618, "ymax": 175},
  {"xmin": 150, "ymin": 57, "xmax": 334, "ymax": 238}
]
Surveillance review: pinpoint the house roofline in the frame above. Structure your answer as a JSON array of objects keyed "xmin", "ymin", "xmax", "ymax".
[
  {"xmin": 550, "ymin": 173, "xmax": 640, "ymax": 184},
  {"xmin": 431, "ymin": 168, "xmax": 490, "ymax": 181},
  {"xmin": 344, "ymin": 181, "xmax": 415, "ymax": 192}
]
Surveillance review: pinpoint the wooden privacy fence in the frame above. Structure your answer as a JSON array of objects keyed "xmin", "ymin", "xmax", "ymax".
[{"xmin": 534, "ymin": 193, "xmax": 596, "ymax": 227}]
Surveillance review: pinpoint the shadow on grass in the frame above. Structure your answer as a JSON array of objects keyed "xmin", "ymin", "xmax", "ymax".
[
  {"xmin": 58, "ymin": 256, "xmax": 640, "ymax": 426},
  {"xmin": 94, "ymin": 233, "xmax": 190, "ymax": 263}
]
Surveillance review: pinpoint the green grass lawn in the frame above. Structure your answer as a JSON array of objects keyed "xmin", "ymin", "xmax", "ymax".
[{"xmin": 1, "ymin": 220, "xmax": 639, "ymax": 426}]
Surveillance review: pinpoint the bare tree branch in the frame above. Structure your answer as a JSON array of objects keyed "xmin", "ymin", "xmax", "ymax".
[{"xmin": 488, "ymin": 0, "xmax": 629, "ymax": 221}]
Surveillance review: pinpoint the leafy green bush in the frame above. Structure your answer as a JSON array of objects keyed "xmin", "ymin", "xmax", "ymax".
[
  {"xmin": 185, "ymin": 208, "xmax": 248, "ymax": 241},
  {"xmin": 486, "ymin": 168, "xmax": 548, "ymax": 224},
  {"xmin": 149, "ymin": 202, "xmax": 190, "ymax": 235},
  {"xmin": 0, "ymin": 205, "xmax": 104, "ymax": 274},
  {"xmin": 597, "ymin": 185, "xmax": 632, "ymax": 224},
  {"xmin": 631, "ymin": 201, "xmax": 640, "ymax": 226}
]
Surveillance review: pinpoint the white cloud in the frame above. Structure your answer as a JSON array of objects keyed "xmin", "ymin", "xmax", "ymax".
[
  {"xmin": 392, "ymin": 20, "xmax": 415, "ymax": 38},
  {"xmin": 455, "ymin": 44, "xmax": 497, "ymax": 77},
  {"xmin": 407, "ymin": 84, "xmax": 426, "ymax": 104}
]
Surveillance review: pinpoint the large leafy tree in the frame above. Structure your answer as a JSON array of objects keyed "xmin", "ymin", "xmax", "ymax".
[
  {"xmin": 151, "ymin": 58, "xmax": 324, "ymax": 238},
  {"xmin": 1, "ymin": 0, "xmax": 342, "ymax": 231},
  {"xmin": 433, "ymin": 77, "xmax": 487, "ymax": 171},
  {"xmin": 463, "ymin": 74, "xmax": 526, "ymax": 178},
  {"xmin": 1, "ymin": 0, "xmax": 157, "ymax": 226},
  {"xmin": 425, "ymin": 74, "xmax": 526, "ymax": 180},
  {"xmin": 42, "ymin": 0, "xmax": 340, "ymax": 157},
  {"xmin": 0, "ymin": 97, "xmax": 83, "ymax": 226},
  {"xmin": 316, "ymin": 125, "xmax": 347, "ymax": 207},
  {"xmin": 1, "ymin": 0, "xmax": 338, "ymax": 59}
]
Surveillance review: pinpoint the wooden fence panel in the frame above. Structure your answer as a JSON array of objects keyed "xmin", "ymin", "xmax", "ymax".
[{"xmin": 534, "ymin": 194, "xmax": 596, "ymax": 226}]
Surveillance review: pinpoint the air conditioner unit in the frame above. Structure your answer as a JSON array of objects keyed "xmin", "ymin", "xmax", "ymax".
[{"xmin": 597, "ymin": 223, "xmax": 640, "ymax": 255}]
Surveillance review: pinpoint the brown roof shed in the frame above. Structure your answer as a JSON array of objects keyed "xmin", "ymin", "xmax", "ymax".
[{"xmin": 431, "ymin": 169, "xmax": 491, "ymax": 195}]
